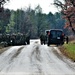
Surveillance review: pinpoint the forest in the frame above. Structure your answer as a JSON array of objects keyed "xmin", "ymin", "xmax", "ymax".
[
  {"xmin": 0, "ymin": 5, "xmax": 66, "ymax": 38},
  {"xmin": 0, "ymin": 0, "xmax": 75, "ymax": 39}
]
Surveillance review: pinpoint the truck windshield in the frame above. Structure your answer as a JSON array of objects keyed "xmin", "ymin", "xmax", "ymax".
[{"xmin": 51, "ymin": 30, "xmax": 62, "ymax": 38}]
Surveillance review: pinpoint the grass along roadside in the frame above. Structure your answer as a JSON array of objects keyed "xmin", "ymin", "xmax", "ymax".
[{"xmin": 59, "ymin": 43, "xmax": 75, "ymax": 62}]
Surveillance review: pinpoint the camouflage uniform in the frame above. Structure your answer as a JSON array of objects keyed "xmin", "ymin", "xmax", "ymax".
[
  {"xmin": 26, "ymin": 34, "xmax": 30, "ymax": 45},
  {"xmin": 40, "ymin": 34, "xmax": 46, "ymax": 45}
]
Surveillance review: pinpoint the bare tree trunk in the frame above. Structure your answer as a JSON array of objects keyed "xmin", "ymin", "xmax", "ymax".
[{"xmin": 68, "ymin": 18, "xmax": 75, "ymax": 34}]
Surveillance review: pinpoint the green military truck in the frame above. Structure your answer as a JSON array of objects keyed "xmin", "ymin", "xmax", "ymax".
[{"xmin": 0, "ymin": 33, "xmax": 30, "ymax": 46}]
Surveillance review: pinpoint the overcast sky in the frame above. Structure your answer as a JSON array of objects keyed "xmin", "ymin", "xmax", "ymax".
[{"xmin": 4, "ymin": 0, "xmax": 58, "ymax": 14}]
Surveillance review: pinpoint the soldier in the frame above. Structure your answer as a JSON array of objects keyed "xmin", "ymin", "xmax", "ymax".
[
  {"xmin": 6, "ymin": 34, "xmax": 10, "ymax": 46},
  {"xmin": 66, "ymin": 36, "xmax": 69, "ymax": 44},
  {"xmin": 40, "ymin": 34, "xmax": 46, "ymax": 45},
  {"xmin": 40, "ymin": 34, "xmax": 43, "ymax": 44},
  {"xmin": 10, "ymin": 34, "xmax": 16, "ymax": 46},
  {"xmin": 43, "ymin": 35, "xmax": 46, "ymax": 45},
  {"xmin": 26, "ymin": 34, "xmax": 30, "ymax": 45},
  {"xmin": 20, "ymin": 34, "xmax": 26, "ymax": 45},
  {"xmin": 23, "ymin": 34, "xmax": 26, "ymax": 45}
]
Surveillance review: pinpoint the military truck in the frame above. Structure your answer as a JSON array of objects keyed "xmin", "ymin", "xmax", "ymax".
[
  {"xmin": 45, "ymin": 29, "xmax": 65, "ymax": 46},
  {"xmin": 0, "ymin": 33, "xmax": 30, "ymax": 46}
]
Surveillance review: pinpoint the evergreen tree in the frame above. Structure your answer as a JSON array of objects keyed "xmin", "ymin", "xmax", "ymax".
[{"xmin": 6, "ymin": 10, "xmax": 15, "ymax": 33}]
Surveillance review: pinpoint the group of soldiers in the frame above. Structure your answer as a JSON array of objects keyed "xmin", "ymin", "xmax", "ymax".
[
  {"xmin": 40, "ymin": 34, "xmax": 69, "ymax": 45},
  {"xmin": 0, "ymin": 33, "xmax": 30, "ymax": 46}
]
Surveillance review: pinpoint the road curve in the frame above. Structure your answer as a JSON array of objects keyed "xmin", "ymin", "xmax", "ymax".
[{"xmin": 0, "ymin": 39, "xmax": 75, "ymax": 75}]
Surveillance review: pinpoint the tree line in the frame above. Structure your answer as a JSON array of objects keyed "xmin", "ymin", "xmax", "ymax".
[{"xmin": 0, "ymin": 5, "xmax": 65, "ymax": 38}]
